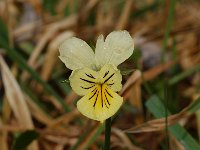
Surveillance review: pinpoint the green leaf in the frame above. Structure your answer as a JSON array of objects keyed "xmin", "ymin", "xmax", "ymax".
[
  {"xmin": 12, "ymin": 130, "xmax": 39, "ymax": 150},
  {"xmin": 146, "ymin": 95, "xmax": 200, "ymax": 150}
]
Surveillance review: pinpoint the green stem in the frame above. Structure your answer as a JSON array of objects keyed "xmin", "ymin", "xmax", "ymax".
[
  {"xmin": 104, "ymin": 118, "xmax": 111, "ymax": 150},
  {"xmin": 161, "ymin": 0, "xmax": 176, "ymax": 63}
]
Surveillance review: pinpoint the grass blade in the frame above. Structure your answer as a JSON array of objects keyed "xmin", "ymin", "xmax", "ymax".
[
  {"xmin": 161, "ymin": 0, "xmax": 176, "ymax": 63},
  {"xmin": 12, "ymin": 130, "xmax": 39, "ymax": 150},
  {"xmin": 169, "ymin": 63, "xmax": 200, "ymax": 85},
  {"xmin": 146, "ymin": 95, "xmax": 200, "ymax": 150}
]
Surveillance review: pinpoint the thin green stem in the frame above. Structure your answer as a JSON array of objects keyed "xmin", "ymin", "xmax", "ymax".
[
  {"xmin": 104, "ymin": 118, "xmax": 111, "ymax": 150},
  {"xmin": 164, "ymin": 82, "xmax": 170, "ymax": 150},
  {"xmin": 161, "ymin": 0, "xmax": 176, "ymax": 63}
]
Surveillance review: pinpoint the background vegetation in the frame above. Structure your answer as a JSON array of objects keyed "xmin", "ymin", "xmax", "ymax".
[{"xmin": 0, "ymin": 0, "xmax": 200, "ymax": 149}]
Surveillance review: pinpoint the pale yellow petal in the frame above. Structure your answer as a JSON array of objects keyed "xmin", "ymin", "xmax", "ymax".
[
  {"xmin": 77, "ymin": 84, "xmax": 123, "ymax": 123},
  {"xmin": 95, "ymin": 30, "xmax": 134, "ymax": 68},
  {"xmin": 77, "ymin": 89, "xmax": 98, "ymax": 121},
  {"xmin": 99, "ymin": 64, "xmax": 122, "ymax": 92},
  {"xmin": 94, "ymin": 84, "xmax": 123, "ymax": 123},
  {"xmin": 59, "ymin": 37, "xmax": 95, "ymax": 70},
  {"xmin": 95, "ymin": 34, "xmax": 105, "ymax": 69},
  {"xmin": 69, "ymin": 68, "xmax": 98, "ymax": 96}
]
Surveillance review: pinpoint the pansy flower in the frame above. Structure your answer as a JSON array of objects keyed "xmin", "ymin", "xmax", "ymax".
[{"xmin": 59, "ymin": 31, "xmax": 134, "ymax": 123}]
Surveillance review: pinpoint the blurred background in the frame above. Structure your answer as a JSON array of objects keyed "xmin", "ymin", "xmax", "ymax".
[{"xmin": 0, "ymin": 0, "xmax": 200, "ymax": 149}]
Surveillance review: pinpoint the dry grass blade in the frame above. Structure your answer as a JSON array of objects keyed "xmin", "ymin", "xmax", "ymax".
[
  {"xmin": 2, "ymin": 96, "xmax": 12, "ymax": 122},
  {"xmin": 54, "ymin": 144, "xmax": 65, "ymax": 150},
  {"xmin": 40, "ymin": 31, "xmax": 75, "ymax": 81},
  {"xmin": 0, "ymin": 57, "xmax": 34, "ymax": 128},
  {"xmin": 14, "ymin": 21, "xmax": 40, "ymax": 38},
  {"xmin": 5, "ymin": 0, "xmax": 14, "ymax": 48},
  {"xmin": 126, "ymin": 94, "xmax": 200, "ymax": 134},
  {"xmin": 79, "ymin": 0, "xmax": 99, "ymax": 22},
  {"xmin": 115, "ymin": 0, "xmax": 133, "ymax": 30},
  {"xmin": 0, "ymin": 120, "xmax": 8, "ymax": 150},
  {"xmin": 143, "ymin": 60, "xmax": 176, "ymax": 81},
  {"xmin": 56, "ymin": 0, "xmax": 70, "ymax": 14},
  {"xmin": 169, "ymin": 135, "xmax": 185, "ymax": 150},
  {"xmin": 31, "ymin": 15, "xmax": 77, "ymax": 66},
  {"xmin": 125, "ymin": 113, "xmax": 187, "ymax": 133},
  {"xmin": 26, "ymin": 0, "xmax": 42, "ymax": 15},
  {"xmin": 121, "ymin": 61, "xmax": 175, "ymax": 101},
  {"xmin": 64, "ymin": 91, "xmax": 78, "ymax": 105},
  {"xmin": 44, "ymin": 135, "xmax": 69, "ymax": 145},
  {"xmin": 76, "ymin": 123, "xmax": 101, "ymax": 150},
  {"xmin": 119, "ymin": 70, "xmax": 141, "ymax": 96},
  {"xmin": 25, "ymin": 95, "xmax": 53, "ymax": 125},
  {"xmin": 96, "ymin": 1, "xmax": 115, "ymax": 34},
  {"xmin": 120, "ymin": 60, "xmax": 177, "ymax": 101},
  {"xmin": 0, "ymin": 124, "xmax": 25, "ymax": 132},
  {"xmin": 112, "ymin": 128, "xmax": 143, "ymax": 150},
  {"xmin": 125, "ymin": 110, "xmax": 188, "ymax": 133},
  {"xmin": 0, "ymin": 56, "xmax": 39, "ymax": 150},
  {"xmin": 1, "ymin": 97, "xmax": 11, "ymax": 150},
  {"xmin": 21, "ymin": 15, "xmax": 77, "ymax": 81},
  {"xmin": 47, "ymin": 109, "xmax": 79, "ymax": 129},
  {"xmin": 129, "ymin": 80, "xmax": 143, "ymax": 124},
  {"xmin": 43, "ymin": 95, "xmax": 63, "ymax": 112}
]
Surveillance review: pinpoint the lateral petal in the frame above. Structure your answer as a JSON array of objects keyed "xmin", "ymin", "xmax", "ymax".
[{"xmin": 69, "ymin": 68, "xmax": 98, "ymax": 96}]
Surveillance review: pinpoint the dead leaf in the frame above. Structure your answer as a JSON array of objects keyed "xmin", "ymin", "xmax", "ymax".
[
  {"xmin": 124, "ymin": 110, "xmax": 188, "ymax": 133},
  {"xmin": 0, "ymin": 56, "xmax": 39, "ymax": 150}
]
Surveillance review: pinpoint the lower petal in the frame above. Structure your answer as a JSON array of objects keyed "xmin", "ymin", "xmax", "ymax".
[
  {"xmin": 77, "ymin": 84, "xmax": 123, "ymax": 123},
  {"xmin": 95, "ymin": 85, "xmax": 123, "ymax": 123}
]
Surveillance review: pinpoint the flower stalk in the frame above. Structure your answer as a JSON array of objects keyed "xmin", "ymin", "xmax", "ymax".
[{"xmin": 104, "ymin": 117, "xmax": 111, "ymax": 150}]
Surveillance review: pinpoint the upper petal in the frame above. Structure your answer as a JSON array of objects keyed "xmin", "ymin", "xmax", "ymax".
[
  {"xmin": 59, "ymin": 37, "xmax": 96, "ymax": 70},
  {"xmin": 95, "ymin": 31, "xmax": 134, "ymax": 68}
]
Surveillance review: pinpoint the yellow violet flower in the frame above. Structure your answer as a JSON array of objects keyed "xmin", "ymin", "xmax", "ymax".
[{"xmin": 59, "ymin": 31, "xmax": 134, "ymax": 123}]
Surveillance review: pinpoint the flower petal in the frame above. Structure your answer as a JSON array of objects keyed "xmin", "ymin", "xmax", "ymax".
[
  {"xmin": 69, "ymin": 67, "xmax": 98, "ymax": 96},
  {"xmin": 99, "ymin": 64, "xmax": 122, "ymax": 92},
  {"xmin": 59, "ymin": 37, "xmax": 95, "ymax": 70},
  {"xmin": 95, "ymin": 30, "xmax": 134, "ymax": 68},
  {"xmin": 77, "ymin": 84, "xmax": 123, "ymax": 123}
]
